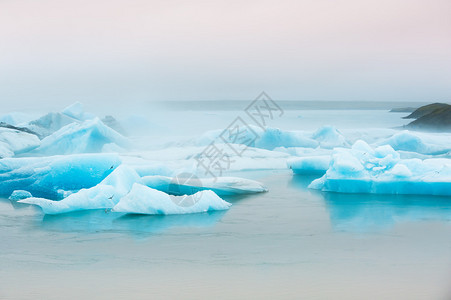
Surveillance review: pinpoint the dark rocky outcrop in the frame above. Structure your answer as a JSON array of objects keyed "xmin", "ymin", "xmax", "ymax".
[
  {"xmin": 403, "ymin": 103, "xmax": 450, "ymax": 119},
  {"xmin": 405, "ymin": 103, "xmax": 451, "ymax": 131},
  {"xmin": 389, "ymin": 107, "xmax": 416, "ymax": 113}
]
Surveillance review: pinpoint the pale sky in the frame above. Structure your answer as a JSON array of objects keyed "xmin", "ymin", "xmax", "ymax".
[{"xmin": 1, "ymin": 0, "xmax": 450, "ymax": 108}]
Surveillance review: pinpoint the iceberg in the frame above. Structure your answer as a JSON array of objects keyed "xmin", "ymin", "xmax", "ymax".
[
  {"xmin": 26, "ymin": 112, "xmax": 79, "ymax": 138},
  {"xmin": 255, "ymin": 128, "xmax": 319, "ymax": 150},
  {"xmin": 141, "ymin": 175, "xmax": 268, "ymax": 196},
  {"xmin": 197, "ymin": 126, "xmax": 318, "ymax": 150},
  {"xmin": 19, "ymin": 165, "xmax": 233, "ymax": 215},
  {"xmin": 309, "ymin": 140, "xmax": 451, "ymax": 196},
  {"xmin": 19, "ymin": 165, "xmax": 141, "ymax": 214},
  {"xmin": 377, "ymin": 130, "xmax": 451, "ymax": 155},
  {"xmin": 112, "ymin": 183, "xmax": 231, "ymax": 215},
  {"xmin": 0, "ymin": 153, "xmax": 120, "ymax": 199},
  {"xmin": 311, "ymin": 126, "xmax": 349, "ymax": 149},
  {"xmin": 34, "ymin": 118, "xmax": 130, "ymax": 155}
]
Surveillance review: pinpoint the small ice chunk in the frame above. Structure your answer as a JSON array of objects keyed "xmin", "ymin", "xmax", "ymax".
[
  {"xmin": 9, "ymin": 190, "xmax": 32, "ymax": 200},
  {"xmin": 311, "ymin": 126, "xmax": 349, "ymax": 149},
  {"xmin": 288, "ymin": 155, "xmax": 331, "ymax": 175},
  {"xmin": 389, "ymin": 164, "xmax": 412, "ymax": 178}
]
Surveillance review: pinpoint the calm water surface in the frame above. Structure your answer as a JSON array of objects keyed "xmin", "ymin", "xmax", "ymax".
[{"xmin": 1, "ymin": 170, "xmax": 451, "ymax": 299}]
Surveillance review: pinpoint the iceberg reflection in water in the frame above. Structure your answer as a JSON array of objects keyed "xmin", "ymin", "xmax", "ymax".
[
  {"xmin": 323, "ymin": 192, "xmax": 451, "ymax": 232},
  {"xmin": 40, "ymin": 210, "xmax": 227, "ymax": 235},
  {"xmin": 290, "ymin": 175, "xmax": 451, "ymax": 232}
]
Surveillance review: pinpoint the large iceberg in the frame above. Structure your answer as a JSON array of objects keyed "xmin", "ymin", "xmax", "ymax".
[
  {"xmin": 0, "ymin": 153, "xmax": 121, "ymax": 199},
  {"xmin": 34, "ymin": 118, "xmax": 130, "ymax": 155},
  {"xmin": 23, "ymin": 102, "xmax": 110, "ymax": 139},
  {"xmin": 309, "ymin": 140, "xmax": 451, "ymax": 196},
  {"xmin": 19, "ymin": 165, "xmax": 140, "ymax": 214},
  {"xmin": 141, "ymin": 175, "xmax": 268, "ymax": 196},
  {"xmin": 112, "ymin": 183, "xmax": 231, "ymax": 215}
]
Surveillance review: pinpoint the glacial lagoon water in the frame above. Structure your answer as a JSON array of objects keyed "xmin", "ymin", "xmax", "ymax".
[{"xmin": 1, "ymin": 106, "xmax": 451, "ymax": 299}]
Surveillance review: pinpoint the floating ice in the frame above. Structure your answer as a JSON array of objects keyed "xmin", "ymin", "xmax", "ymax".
[
  {"xmin": 377, "ymin": 130, "xmax": 451, "ymax": 155},
  {"xmin": 311, "ymin": 126, "xmax": 349, "ymax": 149},
  {"xmin": 19, "ymin": 165, "xmax": 140, "ymax": 214},
  {"xmin": 197, "ymin": 126, "xmax": 318, "ymax": 150},
  {"xmin": 112, "ymin": 183, "xmax": 231, "ymax": 215},
  {"xmin": 255, "ymin": 128, "xmax": 318, "ymax": 150},
  {"xmin": 142, "ymin": 175, "xmax": 268, "ymax": 196},
  {"xmin": 0, "ymin": 154, "xmax": 120, "ymax": 199},
  {"xmin": 288, "ymin": 155, "xmax": 331, "ymax": 175},
  {"xmin": 197, "ymin": 125, "xmax": 353, "ymax": 151},
  {"xmin": 309, "ymin": 140, "xmax": 451, "ymax": 196},
  {"xmin": 34, "ymin": 118, "xmax": 130, "ymax": 155},
  {"xmin": 9, "ymin": 190, "xmax": 32, "ymax": 200}
]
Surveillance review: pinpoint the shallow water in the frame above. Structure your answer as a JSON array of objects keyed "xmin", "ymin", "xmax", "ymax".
[{"xmin": 1, "ymin": 170, "xmax": 451, "ymax": 300}]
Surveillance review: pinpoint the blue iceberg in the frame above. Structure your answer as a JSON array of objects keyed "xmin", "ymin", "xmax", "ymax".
[
  {"xmin": 19, "ymin": 165, "xmax": 140, "ymax": 214},
  {"xmin": 309, "ymin": 140, "xmax": 451, "ymax": 196},
  {"xmin": 288, "ymin": 155, "xmax": 331, "ymax": 175},
  {"xmin": 9, "ymin": 190, "xmax": 33, "ymax": 200},
  {"xmin": 0, "ymin": 153, "xmax": 121, "ymax": 199}
]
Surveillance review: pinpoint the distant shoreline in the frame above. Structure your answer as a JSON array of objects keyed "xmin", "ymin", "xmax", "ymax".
[{"xmin": 152, "ymin": 100, "xmax": 432, "ymax": 111}]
